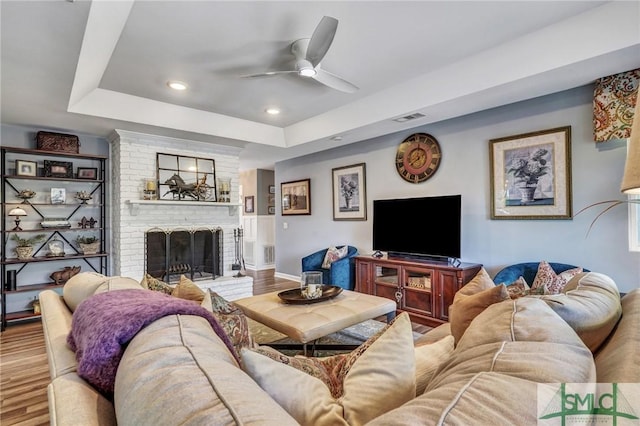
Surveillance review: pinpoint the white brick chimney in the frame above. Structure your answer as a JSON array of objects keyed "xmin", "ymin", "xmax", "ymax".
[{"xmin": 108, "ymin": 130, "xmax": 248, "ymax": 295}]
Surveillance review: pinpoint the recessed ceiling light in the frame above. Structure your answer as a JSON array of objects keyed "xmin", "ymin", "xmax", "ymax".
[
  {"xmin": 265, "ymin": 107, "xmax": 280, "ymax": 115},
  {"xmin": 330, "ymin": 136, "xmax": 343, "ymax": 141},
  {"xmin": 167, "ymin": 80, "xmax": 188, "ymax": 91}
]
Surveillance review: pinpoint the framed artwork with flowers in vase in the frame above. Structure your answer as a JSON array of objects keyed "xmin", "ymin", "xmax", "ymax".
[
  {"xmin": 490, "ymin": 126, "xmax": 572, "ymax": 220},
  {"xmin": 332, "ymin": 163, "xmax": 367, "ymax": 221}
]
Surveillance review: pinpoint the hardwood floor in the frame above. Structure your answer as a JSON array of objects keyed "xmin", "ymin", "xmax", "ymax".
[
  {"xmin": 0, "ymin": 321, "xmax": 50, "ymax": 426},
  {"xmin": 0, "ymin": 270, "xmax": 429, "ymax": 425}
]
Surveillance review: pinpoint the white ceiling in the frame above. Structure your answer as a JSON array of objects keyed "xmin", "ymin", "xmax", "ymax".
[{"xmin": 2, "ymin": 1, "xmax": 639, "ymax": 170}]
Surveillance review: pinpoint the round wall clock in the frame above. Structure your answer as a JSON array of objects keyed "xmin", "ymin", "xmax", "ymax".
[{"xmin": 395, "ymin": 133, "xmax": 442, "ymax": 183}]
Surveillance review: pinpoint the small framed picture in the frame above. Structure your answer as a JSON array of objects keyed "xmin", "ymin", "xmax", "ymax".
[
  {"xmin": 15, "ymin": 160, "xmax": 37, "ymax": 177},
  {"xmin": 44, "ymin": 160, "xmax": 73, "ymax": 178},
  {"xmin": 268, "ymin": 185, "xmax": 275, "ymax": 194},
  {"xmin": 51, "ymin": 188, "xmax": 66, "ymax": 204},
  {"xmin": 281, "ymin": 179, "xmax": 311, "ymax": 215},
  {"xmin": 268, "ymin": 206, "xmax": 276, "ymax": 215},
  {"xmin": 244, "ymin": 196, "xmax": 255, "ymax": 213},
  {"xmin": 77, "ymin": 167, "xmax": 98, "ymax": 180}
]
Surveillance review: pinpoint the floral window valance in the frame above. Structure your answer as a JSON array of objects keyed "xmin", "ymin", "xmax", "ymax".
[{"xmin": 593, "ymin": 68, "xmax": 640, "ymax": 142}]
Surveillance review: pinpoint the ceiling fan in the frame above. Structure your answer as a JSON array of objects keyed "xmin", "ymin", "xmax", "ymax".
[{"xmin": 242, "ymin": 16, "xmax": 359, "ymax": 93}]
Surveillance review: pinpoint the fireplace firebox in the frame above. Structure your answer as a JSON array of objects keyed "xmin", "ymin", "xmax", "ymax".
[{"xmin": 145, "ymin": 227, "xmax": 223, "ymax": 283}]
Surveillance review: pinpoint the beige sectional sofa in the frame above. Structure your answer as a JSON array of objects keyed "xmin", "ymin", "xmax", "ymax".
[{"xmin": 40, "ymin": 271, "xmax": 639, "ymax": 425}]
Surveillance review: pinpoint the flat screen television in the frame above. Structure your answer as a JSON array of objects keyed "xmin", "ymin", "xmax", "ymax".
[{"xmin": 372, "ymin": 194, "xmax": 461, "ymax": 261}]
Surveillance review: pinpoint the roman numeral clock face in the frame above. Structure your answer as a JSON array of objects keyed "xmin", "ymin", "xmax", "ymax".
[{"xmin": 395, "ymin": 133, "xmax": 442, "ymax": 183}]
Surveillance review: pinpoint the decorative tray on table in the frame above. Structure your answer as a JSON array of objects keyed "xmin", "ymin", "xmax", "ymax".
[{"xmin": 277, "ymin": 285, "xmax": 343, "ymax": 304}]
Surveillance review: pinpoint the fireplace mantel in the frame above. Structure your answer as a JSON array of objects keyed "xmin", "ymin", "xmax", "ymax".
[{"xmin": 125, "ymin": 200, "xmax": 241, "ymax": 216}]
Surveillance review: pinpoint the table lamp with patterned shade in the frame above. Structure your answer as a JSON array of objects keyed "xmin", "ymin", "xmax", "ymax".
[
  {"xmin": 621, "ymin": 91, "xmax": 640, "ymax": 194},
  {"xmin": 8, "ymin": 207, "xmax": 27, "ymax": 231}
]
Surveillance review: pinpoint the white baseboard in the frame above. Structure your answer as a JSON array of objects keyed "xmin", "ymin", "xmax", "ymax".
[
  {"xmin": 245, "ymin": 265, "xmax": 276, "ymax": 272},
  {"xmin": 275, "ymin": 271, "xmax": 299, "ymax": 282}
]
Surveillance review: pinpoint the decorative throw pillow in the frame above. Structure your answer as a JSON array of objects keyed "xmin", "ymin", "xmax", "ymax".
[
  {"xmin": 505, "ymin": 276, "xmax": 530, "ymax": 299},
  {"xmin": 140, "ymin": 273, "xmax": 173, "ymax": 295},
  {"xmin": 241, "ymin": 312, "xmax": 416, "ymax": 426},
  {"xmin": 321, "ymin": 245, "xmax": 348, "ymax": 269},
  {"xmin": 531, "ymin": 261, "xmax": 583, "ymax": 295},
  {"xmin": 449, "ymin": 284, "xmax": 510, "ymax": 345},
  {"xmin": 208, "ymin": 289, "xmax": 253, "ymax": 356},
  {"xmin": 453, "ymin": 267, "xmax": 495, "ymax": 302},
  {"xmin": 62, "ymin": 272, "xmax": 109, "ymax": 312},
  {"xmin": 414, "ymin": 334, "xmax": 455, "ymax": 396},
  {"xmin": 171, "ymin": 275, "xmax": 205, "ymax": 303}
]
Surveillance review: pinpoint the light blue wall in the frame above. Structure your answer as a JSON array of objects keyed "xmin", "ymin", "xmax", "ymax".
[{"xmin": 274, "ymin": 85, "xmax": 640, "ymax": 293}]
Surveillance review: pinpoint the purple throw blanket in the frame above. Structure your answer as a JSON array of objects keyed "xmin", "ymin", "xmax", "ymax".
[{"xmin": 67, "ymin": 289, "xmax": 238, "ymax": 397}]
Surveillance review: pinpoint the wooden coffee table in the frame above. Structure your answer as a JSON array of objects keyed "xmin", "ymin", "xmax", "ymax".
[{"xmin": 234, "ymin": 288, "xmax": 397, "ymax": 355}]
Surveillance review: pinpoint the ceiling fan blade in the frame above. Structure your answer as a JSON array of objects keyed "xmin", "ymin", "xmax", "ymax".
[
  {"xmin": 306, "ymin": 16, "xmax": 338, "ymax": 67},
  {"xmin": 313, "ymin": 68, "xmax": 359, "ymax": 93},
  {"xmin": 241, "ymin": 70, "xmax": 297, "ymax": 79}
]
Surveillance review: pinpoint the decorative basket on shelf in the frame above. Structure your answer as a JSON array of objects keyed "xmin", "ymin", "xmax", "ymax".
[
  {"xmin": 15, "ymin": 246, "xmax": 34, "ymax": 259},
  {"xmin": 79, "ymin": 242, "xmax": 100, "ymax": 255},
  {"xmin": 11, "ymin": 234, "xmax": 45, "ymax": 259},
  {"xmin": 76, "ymin": 236, "xmax": 100, "ymax": 255}
]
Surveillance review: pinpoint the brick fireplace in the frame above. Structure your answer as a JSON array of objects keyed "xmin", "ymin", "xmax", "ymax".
[
  {"xmin": 145, "ymin": 227, "xmax": 223, "ymax": 283},
  {"xmin": 108, "ymin": 130, "xmax": 253, "ymax": 300}
]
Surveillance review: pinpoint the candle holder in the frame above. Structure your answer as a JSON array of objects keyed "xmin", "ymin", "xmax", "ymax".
[
  {"xmin": 143, "ymin": 179, "xmax": 158, "ymax": 200},
  {"xmin": 217, "ymin": 178, "xmax": 231, "ymax": 203}
]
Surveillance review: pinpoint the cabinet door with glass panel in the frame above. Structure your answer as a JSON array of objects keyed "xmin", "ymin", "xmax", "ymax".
[
  {"xmin": 372, "ymin": 263, "xmax": 400, "ymax": 304},
  {"xmin": 402, "ymin": 266, "xmax": 435, "ymax": 317}
]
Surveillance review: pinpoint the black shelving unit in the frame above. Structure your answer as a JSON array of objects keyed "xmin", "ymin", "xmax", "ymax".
[{"xmin": 1, "ymin": 147, "xmax": 108, "ymax": 330}]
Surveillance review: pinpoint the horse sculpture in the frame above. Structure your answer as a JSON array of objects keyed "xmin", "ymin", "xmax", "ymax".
[{"xmin": 163, "ymin": 174, "xmax": 212, "ymax": 200}]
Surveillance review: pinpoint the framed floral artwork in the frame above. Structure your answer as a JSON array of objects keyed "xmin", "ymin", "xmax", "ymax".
[
  {"xmin": 332, "ymin": 163, "xmax": 367, "ymax": 221},
  {"xmin": 489, "ymin": 126, "xmax": 572, "ymax": 220},
  {"xmin": 281, "ymin": 179, "xmax": 311, "ymax": 215}
]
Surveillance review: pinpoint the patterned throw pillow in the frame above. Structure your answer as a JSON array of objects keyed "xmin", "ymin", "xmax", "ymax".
[
  {"xmin": 531, "ymin": 261, "xmax": 583, "ymax": 295},
  {"xmin": 240, "ymin": 312, "xmax": 416, "ymax": 426},
  {"xmin": 171, "ymin": 275, "xmax": 205, "ymax": 303},
  {"xmin": 321, "ymin": 245, "xmax": 348, "ymax": 269},
  {"xmin": 505, "ymin": 276, "xmax": 530, "ymax": 299},
  {"xmin": 141, "ymin": 273, "xmax": 173, "ymax": 295},
  {"xmin": 208, "ymin": 289, "xmax": 253, "ymax": 357}
]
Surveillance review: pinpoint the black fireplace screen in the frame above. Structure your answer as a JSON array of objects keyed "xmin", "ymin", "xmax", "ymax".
[{"xmin": 145, "ymin": 228, "xmax": 223, "ymax": 283}]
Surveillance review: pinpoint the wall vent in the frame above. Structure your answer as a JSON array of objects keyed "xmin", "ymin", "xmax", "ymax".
[
  {"xmin": 392, "ymin": 112, "xmax": 425, "ymax": 123},
  {"xmin": 263, "ymin": 245, "xmax": 275, "ymax": 264}
]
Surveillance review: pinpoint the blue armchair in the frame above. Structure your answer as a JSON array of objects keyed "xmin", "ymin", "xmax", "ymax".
[
  {"xmin": 493, "ymin": 262, "xmax": 589, "ymax": 286},
  {"xmin": 301, "ymin": 245, "xmax": 358, "ymax": 290}
]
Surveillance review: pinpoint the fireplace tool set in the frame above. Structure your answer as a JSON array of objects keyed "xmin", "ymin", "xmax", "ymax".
[{"xmin": 232, "ymin": 228, "xmax": 246, "ymax": 277}]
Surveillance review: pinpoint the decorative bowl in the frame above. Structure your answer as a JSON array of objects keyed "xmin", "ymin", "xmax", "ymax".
[
  {"xmin": 75, "ymin": 191, "xmax": 93, "ymax": 204},
  {"xmin": 17, "ymin": 189, "xmax": 36, "ymax": 202}
]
